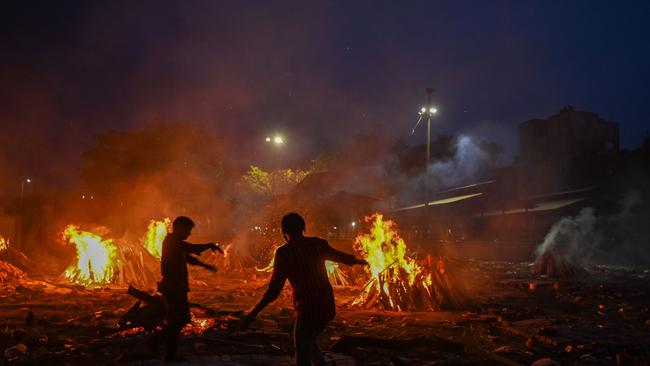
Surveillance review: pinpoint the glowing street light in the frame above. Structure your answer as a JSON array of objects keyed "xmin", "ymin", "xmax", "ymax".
[
  {"xmin": 265, "ymin": 135, "xmax": 286, "ymax": 199},
  {"xmin": 411, "ymin": 88, "xmax": 439, "ymax": 199},
  {"xmin": 418, "ymin": 106, "xmax": 439, "ymax": 116},
  {"xmin": 265, "ymin": 135, "xmax": 285, "ymax": 145}
]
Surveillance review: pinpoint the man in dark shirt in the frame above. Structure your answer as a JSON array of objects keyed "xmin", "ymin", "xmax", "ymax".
[
  {"xmin": 155, "ymin": 216, "xmax": 222, "ymax": 362},
  {"xmin": 241, "ymin": 212, "xmax": 367, "ymax": 366}
]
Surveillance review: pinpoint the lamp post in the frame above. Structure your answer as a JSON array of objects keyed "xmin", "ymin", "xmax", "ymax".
[
  {"xmin": 417, "ymin": 88, "xmax": 438, "ymax": 200},
  {"xmin": 19, "ymin": 178, "xmax": 32, "ymax": 251},
  {"xmin": 20, "ymin": 178, "xmax": 32, "ymax": 198}
]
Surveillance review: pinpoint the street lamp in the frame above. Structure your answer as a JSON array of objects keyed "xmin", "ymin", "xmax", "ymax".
[
  {"xmin": 413, "ymin": 88, "xmax": 439, "ymax": 200},
  {"xmin": 265, "ymin": 135, "xmax": 286, "ymax": 197},
  {"xmin": 20, "ymin": 178, "xmax": 32, "ymax": 198},
  {"xmin": 266, "ymin": 135, "xmax": 284, "ymax": 146}
]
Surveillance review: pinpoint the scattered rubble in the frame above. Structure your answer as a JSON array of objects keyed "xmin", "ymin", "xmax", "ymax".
[{"xmin": 0, "ymin": 261, "xmax": 648, "ymax": 365}]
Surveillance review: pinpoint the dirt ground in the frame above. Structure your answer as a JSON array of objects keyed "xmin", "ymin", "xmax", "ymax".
[{"xmin": 1, "ymin": 260, "xmax": 649, "ymax": 365}]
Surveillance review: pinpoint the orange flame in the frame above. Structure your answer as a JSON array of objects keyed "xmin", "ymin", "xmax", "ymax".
[
  {"xmin": 352, "ymin": 213, "xmax": 441, "ymax": 311},
  {"xmin": 63, "ymin": 225, "xmax": 117, "ymax": 286},
  {"xmin": 143, "ymin": 218, "xmax": 170, "ymax": 259},
  {"xmin": 0, "ymin": 235, "xmax": 8, "ymax": 252},
  {"xmin": 182, "ymin": 317, "xmax": 215, "ymax": 335}
]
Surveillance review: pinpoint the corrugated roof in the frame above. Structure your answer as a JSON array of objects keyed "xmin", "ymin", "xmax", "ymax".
[
  {"xmin": 394, "ymin": 192, "xmax": 484, "ymax": 212},
  {"xmin": 428, "ymin": 192, "xmax": 483, "ymax": 206},
  {"xmin": 474, "ymin": 197, "xmax": 587, "ymax": 217}
]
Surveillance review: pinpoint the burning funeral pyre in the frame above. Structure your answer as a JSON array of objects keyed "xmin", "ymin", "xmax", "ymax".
[
  {"xmin": 62, "ymin": 225, "xmax": 118, "ymax": 286},
  {"xmin": 0, "ymin": 235, "xmax": 36, "ymax": 283},
  {"xmin": 0, "ymin": 235, "xmax": 8, "ymax": 252},
  {"xmin": 60, "ymin": 221, "xmax": 165, "ymax": 289},
  {"xmin": 142, "ymin": 218, "xmax": 170, "ymax": 259},
  {"xmin": 257, "ymin": 247, "xmax": 349, "ymax": 285},
  {"xmin": 352, "ymin": 213, "xmax": 466, "ymax": 311}
]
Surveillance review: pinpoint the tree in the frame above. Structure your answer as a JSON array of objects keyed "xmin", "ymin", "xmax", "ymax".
[
  {"xmin": 72, "ymin": 122, "xmax": 229, "ymax": 234},
  {"xmin": 239, "ymin": 165, "xmax": 309, "ymax": 196}
]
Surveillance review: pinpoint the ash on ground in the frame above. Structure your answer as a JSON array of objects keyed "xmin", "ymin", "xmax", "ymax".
[{"xmin": 1, "ymin": 260, "xmax": 649, "ymax": 365}]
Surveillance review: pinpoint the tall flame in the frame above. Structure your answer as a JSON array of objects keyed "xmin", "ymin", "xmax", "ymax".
[
  {"xmin": 143, "ymin": 218, "xmax": 170, "ymax": 259},
  {"xmin": 353, "ymin": 213, "xmax": 441, "ymax": 311},
  {"xmin": 63, "ymin": 225, "xmax": 117, "ymax": 286},
  {"xmin": 0, "ymin": 235, "xmax": 8, "ymax": 252}
]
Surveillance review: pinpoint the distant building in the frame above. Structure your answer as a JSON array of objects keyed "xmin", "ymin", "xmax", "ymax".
[
  {"xmin": 517, "ymin": 106, "xmax": 619, "ymax": 195},
  {"xmin": 390, "ymin": 107, "xmax": 626, "ymax": 261}
]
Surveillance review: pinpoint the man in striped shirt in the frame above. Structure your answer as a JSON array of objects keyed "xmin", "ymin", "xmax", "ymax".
[{"xmin": 241, "ymin": 212, "xmax": 367, "ymax": 366}]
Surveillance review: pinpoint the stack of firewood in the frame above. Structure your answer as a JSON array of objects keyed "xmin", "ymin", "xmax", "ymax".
[
  {"xmin": 352, "ymin": 257, "xmax": 471, "ymax": 312},
  {"xmin": 0, "ymin": 260, "xmax": 27, "ymax": 283}
]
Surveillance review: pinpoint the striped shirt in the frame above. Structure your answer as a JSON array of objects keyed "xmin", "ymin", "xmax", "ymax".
[{"xmin": 262, "ymin": 236, "xmax": 360, "ymax": 324}]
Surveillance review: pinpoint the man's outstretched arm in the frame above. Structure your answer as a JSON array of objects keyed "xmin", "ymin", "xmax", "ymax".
[
  {"xmin": 180, "ymin": 241, "xmax": 223, "ymax": 255},
  {"xmin": 186, "ymin": 254, "xmax": 217, "ymax": 272},
  {"xmin": 323, "ymin": 241, "xmax": 367, "ymax": 266},
  {"xmin": 241, "ymin": 252, "xmax": 287, "ymax": 328}
]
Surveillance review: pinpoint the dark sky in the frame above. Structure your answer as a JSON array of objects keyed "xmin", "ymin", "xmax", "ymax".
[{"xmin": 2, "ymin": 1, "xmax": 649, "ymax": 189}]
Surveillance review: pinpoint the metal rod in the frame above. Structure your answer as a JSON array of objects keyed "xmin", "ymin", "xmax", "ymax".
[
  {"xmin": 425, "ymin": 88, "xmax": 434, "ymax": 201},
  {"xmin": 358, "ymin": 258, "xmax": 400, "ymax": 293}
]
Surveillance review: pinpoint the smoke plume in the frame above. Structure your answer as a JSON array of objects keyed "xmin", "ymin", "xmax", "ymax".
[{"xmin": 535, "ymin": 194, "xmax": 650, "ymax": 267}]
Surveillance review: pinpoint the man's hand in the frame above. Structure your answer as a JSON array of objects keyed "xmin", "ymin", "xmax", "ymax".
[
  {"xmin": 193, "ymin": 260, "xmax": 217, "ymax": 272},
  {"xmin": 211, "ymin": 243, "xmax": 224, "ymax": 254}
]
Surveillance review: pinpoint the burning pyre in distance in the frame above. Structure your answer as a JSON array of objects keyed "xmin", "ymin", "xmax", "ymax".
[
  {"xmin": 62, "ymin": 225, "xmax": 118, "ymax": 287},
  {"xmin": 142, "ymin": 218, "xmax": 170, "ymax": 259},
  {"xmin": 0, "ymin": 235, "xmax": 8, "ymax": 252},
  {"xmin": 61, "ymin": 222, "xmax": 161, "ymax": 289}
]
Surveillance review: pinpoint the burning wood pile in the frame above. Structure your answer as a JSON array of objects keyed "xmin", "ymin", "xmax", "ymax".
[
  {"xmin": 531, "ymin": 209, "xmax": 592, "ymax": 278},
  {"xmin": 0, "ymin": 236, "xmax": 29, "ymax": 284},
  {"xmin": 61, "ymin": 225, "xmax": 118, "ymax": 286},
  {"xmin": 0, "ymin": 235, "xmax": 36, "ymax": 272},
  {"xmin": 0, "ymin": 260, "xmax": 27, "ymax": 284},
  {"xmin": 0, "ymin": 235, "xmax": 7, "ymax": 252},
  {"xmin": 142, "ymin": 218, "xmax": 170, "ymax": 259},
  {"xmin": 532, "ymin": 251, "xmax": 587, "ymax": 278},
  {"xmin": 352, "ymin": 213, "xmax": 467, "ymax": 311},
  {"xmin": 58, "ymin": 219, "xmax": 170, "ymax": 289}
]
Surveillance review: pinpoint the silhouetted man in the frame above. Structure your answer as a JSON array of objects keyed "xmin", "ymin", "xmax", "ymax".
[
  {"xmin": 154, "ymin": 216, "xmax": 222, "ymax": 362},
  {"xmin": 241, "ymin": 212, "xmax": 367, "ymax": 366}
]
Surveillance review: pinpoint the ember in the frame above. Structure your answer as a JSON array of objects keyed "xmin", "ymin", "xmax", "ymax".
[
  {"xmin": 352, "ymin": 213, "xmax": 458, "ymax": 311},
  {"xmin": 62, "ymin": 225, "xmax": 118, "ymax": 287},
  {"xmin": 182, "ymin": 317, "xmax": 216, "ymax": 335}
]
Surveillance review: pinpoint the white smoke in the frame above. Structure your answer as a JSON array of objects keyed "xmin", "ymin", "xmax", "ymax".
[
  {"xmin": 534, "ymin": 207, "xmax": 600, "ymax": 267},
  {"xmin": 535, "ymin": 192, "xmax": 650, "ymax": 267},
  {"xmin": 428, "ymin": 135, "xmax": 494, "ymax": 189},
  {"xmin": 393, "ymin": 134, "xmax": 501, "ymax": 205}
]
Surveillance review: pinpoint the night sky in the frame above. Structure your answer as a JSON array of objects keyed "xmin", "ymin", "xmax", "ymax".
[{"xmin": 2, "ymin": 1, "xmax": 649, "ymax": 190}]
